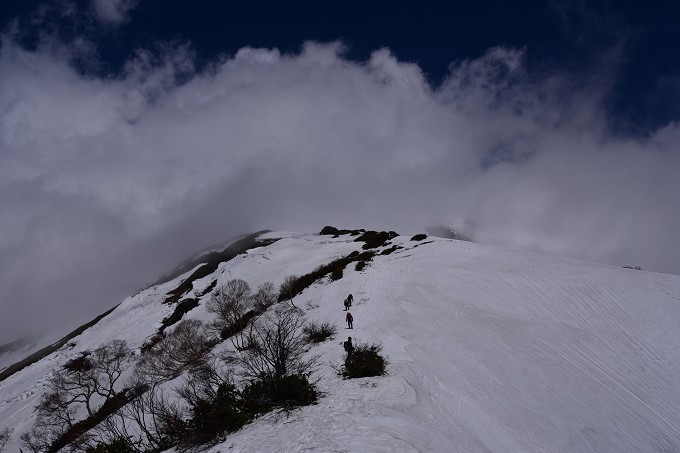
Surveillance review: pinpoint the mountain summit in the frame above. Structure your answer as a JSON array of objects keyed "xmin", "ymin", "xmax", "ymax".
[{"xmin": 1, "ymin": 229, "xmax": 679, "ymax": 452}]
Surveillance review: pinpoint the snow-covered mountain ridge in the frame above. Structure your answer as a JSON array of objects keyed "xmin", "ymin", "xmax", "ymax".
[{"xmin": 1, "ymin": 230, "xmax": 680, "ymax": 452}]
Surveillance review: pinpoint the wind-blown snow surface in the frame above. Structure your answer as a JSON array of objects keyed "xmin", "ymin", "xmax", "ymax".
[{"xmin": 1, "ymin": 232, "xmax": 680, "ymax": 452}]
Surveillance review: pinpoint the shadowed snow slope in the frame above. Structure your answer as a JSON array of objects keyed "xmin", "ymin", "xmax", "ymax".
[{"xmin": 1, "ymin": 231, "xmax": 680, "ymax": 452}]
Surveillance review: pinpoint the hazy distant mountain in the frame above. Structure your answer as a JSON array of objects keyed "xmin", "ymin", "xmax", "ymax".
[{"xmin": 1, "ymin": 229, "xmax": 679, "ymax": 452}]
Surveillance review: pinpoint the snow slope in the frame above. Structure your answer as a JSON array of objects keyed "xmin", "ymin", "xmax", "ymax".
[{"xmin": 1, "ymin": 231, "xmax": 680, "ymax": 452}]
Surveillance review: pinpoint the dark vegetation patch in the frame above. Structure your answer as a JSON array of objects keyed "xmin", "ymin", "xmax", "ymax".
[
  {"xmin": 330, "ymin": 268, "xmax": 343, "ymax": 281},
  {"xmin": 303, "ymin": 322, "xmax": 337, "ymax": 343},
  {"xmin": 162, "ymin": 265, "xmax": 209, "ymax": 305},
  {"xmin": 350, "ymin": 250, "xmax": 378, "ymax": 261},
  {"xmin": 319, "ymin": 226, "xmax": 365, "ymax": 236},
  {"xmin": 355, "ymin": 231, "xmax": 398, "ymax": 249},
  {"xmin": 140, "ymin": 334, "xmax": 163, "ymax": 354},
  {"xmin": 380, "ymin": 245, "xmax": 402, "ymax": 255},
  {"xmin": 197, "ymin": 279, "xmax": 218, "ymax": 297},
  {"xmin": 140, "ymin": 297, "xmax": 203, "ymax": 354},
  {"xmin": 353, "ymin": 249, "xmax": 376, "ymax": 272},
  {"xmin": 162, "ymin": 231, "xmax": 279, "ymax": 305},
  {"xmin": 63, "ymin": 353, "xmax": 92, "ymax": 373},
  {"xmin": 623, "ymin": 265, "xmax": 643, "ymax": 270},
  {"xmin": 241, "ymin": 374, "xmax": 317, "ymax": 415},
  {"xmin": 412, "ymin": 240, "xmax": 434, "ymax": 248},
  {"xmin": 177, "ymin": 381, "xmax": 246, "ymax": 448},
  {"xmin": 277, "ymin": 251, "xmax": 376, "ymax": 302},
  {"xmin": 274, "ymin": 228, "xmax": 393, "ymax": 300},
  {"xmin": 0, "ymin": 305, "xmax": 118, "ymax": 383},
  {"xmin": 159, "ymin": 298, "xmax": 199, "ymax": 333},
  {"xmin": 410, "ymin": 234, "xmax": 427, "ymax": 241},
  {"xmin": 164, "ymin": 374, "xmax": 317, "ymax": 449},
  {"xmin": 220, "ymin": 309, "xmax": 259, "ymax": 341},
  {"xmin": 342, "ymin": 343, "xmax": 387, "ymax": 379}
]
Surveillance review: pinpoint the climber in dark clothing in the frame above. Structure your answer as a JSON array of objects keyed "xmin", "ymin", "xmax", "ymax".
[
  {"xmin": 343, "ymin": 336, "xmax": 354, "ymax": 355},
  {"xmin": 347, "ymin": 293, "xmax": 353, "ymax": 307},
  {"xmin": 344, "ymin": 297, "xmax": 350, "ymax": 311},
  {"xmin": 346, "ymin": 312, "xmax": 353, "ymax": 329}
]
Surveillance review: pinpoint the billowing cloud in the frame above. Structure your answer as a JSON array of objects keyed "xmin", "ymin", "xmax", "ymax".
[{"xmin": 1, "ymin": 36, "xmax": 679, "ymax": 343}]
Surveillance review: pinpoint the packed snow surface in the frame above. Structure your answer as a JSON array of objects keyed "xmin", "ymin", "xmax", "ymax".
[{"xmin": 1, "ymin": 231, "xmax": 680, "ymax": 452}]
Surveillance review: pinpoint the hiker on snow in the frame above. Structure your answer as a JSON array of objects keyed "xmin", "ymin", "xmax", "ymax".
[
  {"xmin": 343, "ymin": 336, "xmax": 354, "ymax": 355},
  {"xmin": 347, "ymin": 293, "xmax": 353, "ymax": 307},
  {"xmin": 346, "ymin": 312, "xmax": 353, "ymax": 329},
  {"xmin": 343, "ymin": 297, "xmax": 350, "ymax": 311}
]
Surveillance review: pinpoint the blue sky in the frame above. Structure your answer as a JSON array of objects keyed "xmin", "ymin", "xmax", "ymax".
[{"xmin": 1, "ymin": 0, "xmax": 679, "ymax": 341}]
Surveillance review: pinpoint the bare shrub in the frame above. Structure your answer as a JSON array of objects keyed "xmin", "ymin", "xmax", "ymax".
[
  {"xmin": 252, "ymin": 281, "xmax": 277, "ymax": 311},
  {"xmin": 20, "ymin": 340, "xmax": 132, "ymax": 452},
  {"xmin": 239, "ymin": 306, "xmax": 317, "ymax": 381},
  {"xmin": 0, "ymin": 427, "xmax": 13, "ymax": 452},
  {"xmin": 174, "ymin": 360, "xmax": 245, "ymax": 447},
  {"xmin": 94, "ymin": 384, "xmax": 181, "ymax": 452},
  {"xmin": 207, "ymin": 279, "xmax": 251, "ymax": 324},
  {"xmin": 135, "ymin": 319, "xmax": 212, "ymax": 383},
  {"xmin": 303, "ymin": 322, "xmax": 337, "ymax": 343},
  {"xmin": 278, "ymin": 275, "xmax": 298, "ymax": 307},
  {"xmin": 355, "ymin": 230, "xmax": 398, "ymax": 249},
  {"xmin": 38, "ymin": 382, "xmax": 78, "ymax": 427},
  {"xmin": 90, "ymin": 340, "xmax": 131, "ymax": 401},
  {"xmin": 20, "ymin": 386, "xmax": 81, "ymax": 451},
  {"xmin": 20, "ymin": 425, "xmax": 56, "ymax": 453},
  {"xmin": 207, "ymin": 279, "xmax": 253, "ymax": 347},
  {"xmin": 49, "ymin": 340, "xmax": 131, "ymax": 417}
]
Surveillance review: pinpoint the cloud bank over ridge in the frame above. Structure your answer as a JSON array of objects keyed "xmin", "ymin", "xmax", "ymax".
[{"xmin": 1, "ymin": 35, "xmax": 679, "ymax": 342}]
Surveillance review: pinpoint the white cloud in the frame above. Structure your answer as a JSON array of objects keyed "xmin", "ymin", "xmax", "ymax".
[
  {"xmin": 1, "ymin": 38, "xmax": 679, "ymax": 342},
  {"xmin": 91, "ymin": 0, "xmax": 138, "ymax": 25}
]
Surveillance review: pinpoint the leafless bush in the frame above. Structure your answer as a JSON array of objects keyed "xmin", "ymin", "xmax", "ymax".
[
  {"xmin": 0, "ymin": 427, "xmax": 13, "ymax": 452},
  {"xmin": 175, "ymin": 360, "xmax": 231, "ymax": 409},
  {"xmin": 174, "ymin": 360, "xmax": 244, "ymax": 447},
  {"xmin": 90, "ymin": 340, "xmax": 131, "ymax": 402},
  {"xmin": 20, "ymin": 340, "xmax": 132, "ymax": 452},
  {"xmin": 44, "ymin": 340, "xmax": 130, "ymax": 418},
  {"xmin": 239, "ymin": 305, "xmax": 317, "ymax": 381},
  {"xmin": 20, "ymin": 425, "xmax": 57, "ymax": 453},
  {"xmin": 207, "ymin": 279, "xmax": 254, "ymax": 348},
  {"xmin": 207, "ymin": 279, "xmax": 251, "ymax": 325},
  {"xmin": 278, "ymin": 275, "xmax": 298, "ymax": 307},
  {"xmin": 303, "ymin": 321, "xmax": 337, "ymax": 343},
  {"xmin": 135, "ymin": 319, "xmax": 213, "ymax": 383},
  {"xmin": 252, "ymin": 281, "xmax": 277, "ymax": 311},
  {"xmin": 94, "ymin": 384, "xmax": 182, "ymax": 452},
  {"xmin": 38, "ymin": 382, "xmax": 78, "ymax": 428},
  {"xmin": 59, "ymin": 340, "xmax": 130, "ymax": 416}
]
